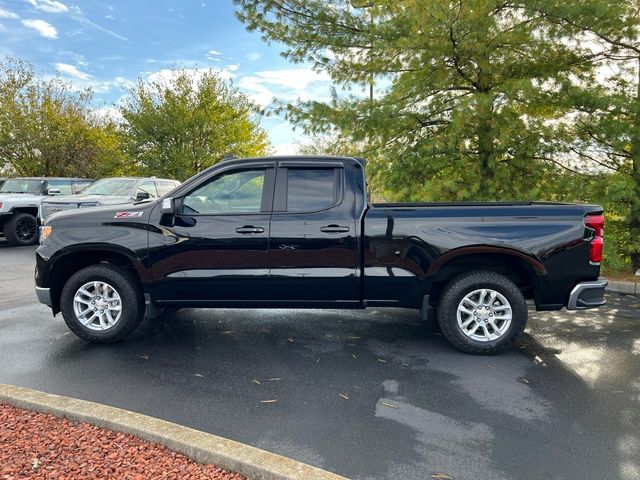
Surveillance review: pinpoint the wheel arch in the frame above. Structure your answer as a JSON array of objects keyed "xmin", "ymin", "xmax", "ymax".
[
  {"xmin": 47, "ymin": 245, "xmax": 144, "ymax": 313},
  {"xmin": 426, "ymin": 247, "xmax": 544, "ymax": 308},
  {"xmin": 11, "ymin": 206, "xmax": 39, "ymax": 217}
]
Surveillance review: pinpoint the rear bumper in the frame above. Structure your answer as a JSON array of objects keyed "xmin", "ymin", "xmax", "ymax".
[
  {"xmin": 35, "ymin": 286, "xmax": 52, "ymax": 306},
  {"xmin": 567, "ymin": 280, "xmax": 607, "ymax": 310}
]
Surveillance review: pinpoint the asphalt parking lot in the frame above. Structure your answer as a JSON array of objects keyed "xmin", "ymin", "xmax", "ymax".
[{"xmin": 1, "ymin": 241, "xmax": 639, "ymax": 480}]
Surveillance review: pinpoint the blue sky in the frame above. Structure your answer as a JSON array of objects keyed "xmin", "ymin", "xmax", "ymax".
[{"xmin": 0, "ymin": 0, "xmax": 336, "ymax": 153}]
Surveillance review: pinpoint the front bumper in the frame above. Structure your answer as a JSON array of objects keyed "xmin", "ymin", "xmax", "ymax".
[
  {"xmin": 35, "ymin": 286, "xmax": 52, "ymax": 306},
  {"xmin": 567, "ymin": 279, "xmax": 607, "ymax": 310}
]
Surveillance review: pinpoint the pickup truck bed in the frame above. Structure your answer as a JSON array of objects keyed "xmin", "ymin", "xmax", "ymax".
[{"xmin": 364, "ymin": 202, "xmax": 601, "ymax": 311}]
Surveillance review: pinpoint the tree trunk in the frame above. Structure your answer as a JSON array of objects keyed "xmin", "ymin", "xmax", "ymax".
[
  {"xmin": 629, "ymin": 56, "xmax": 640, "ymax": 271},
  {"xmin": 477, "ymin": 95, "xmax": 495, "ymax": 199}
]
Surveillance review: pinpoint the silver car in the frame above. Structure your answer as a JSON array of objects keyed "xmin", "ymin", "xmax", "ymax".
[{"xmin": 39, "ymin": 177, "xmax": 180, "ymax": 221}]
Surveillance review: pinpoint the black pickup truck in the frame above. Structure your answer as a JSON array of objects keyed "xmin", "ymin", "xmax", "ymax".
[{"xmin": 35, "ymin": 156, "xmax": 607, "ymax": 354}]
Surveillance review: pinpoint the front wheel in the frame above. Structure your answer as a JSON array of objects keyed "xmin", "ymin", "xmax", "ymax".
[
  {"xmin": 60, "ymin": 265, "xmax": 144, "ymax": 343},
  {"xmin": 5, "ymin": 212, "xmax": 38, "ymax": 246},
  {"xmin": 437, "ymin": 271, "xmax": 527, "ymax": 355}
]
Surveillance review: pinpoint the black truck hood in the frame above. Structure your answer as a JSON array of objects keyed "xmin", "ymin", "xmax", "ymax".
[{"xmin": 45, "ymin": 200, "xmax": 157, "ymax": 226}]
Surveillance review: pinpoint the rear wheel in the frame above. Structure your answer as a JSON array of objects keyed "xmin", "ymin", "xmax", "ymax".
[
  {"xmin": 60, "ymin": 265, "xmax": 144, "ymax": 343},
  {"xmin": 437, "ymin": 271, "xmax": 527, "ymax": 354},
  {"xmin": 5, "ymin": 212, "xmax": 38, "ymax": 246}
]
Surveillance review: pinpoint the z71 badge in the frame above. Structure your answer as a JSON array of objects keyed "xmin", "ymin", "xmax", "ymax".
[{"xmin": 114, "ymin": 211, "xmax": 144, "ymax": 218}]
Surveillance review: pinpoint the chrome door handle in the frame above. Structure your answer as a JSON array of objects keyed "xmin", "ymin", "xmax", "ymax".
[
  {"xmin": 320, "ymin": 225, "xmax": 350, "ymax": 233},
  {"xmin": 236, "ymin": 226, "xmax": 265, "ymax": 234}
]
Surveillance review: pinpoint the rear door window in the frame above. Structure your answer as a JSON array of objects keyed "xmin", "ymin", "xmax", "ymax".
[{"xmin": 285, "ymin": 168, "xmax": 340, "ymax": 213}]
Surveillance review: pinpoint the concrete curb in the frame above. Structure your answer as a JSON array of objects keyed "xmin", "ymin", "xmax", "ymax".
[
  {"xmin": 606, "ymin": 280, "xmax": 638, "ymax": 295},
  {"xmin": 0, "ymin": 384, "xmax": 348, "ymax": 480}
]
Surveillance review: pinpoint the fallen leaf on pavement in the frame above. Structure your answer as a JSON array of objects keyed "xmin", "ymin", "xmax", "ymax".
[
  {"xmin": 260, "ymin": 400, "xmax": 277, "ymax": 404},
  {"xmin": 381, "ymin": 402, "xmax": 398, "ymax": 409},
  {"xmin": 352, "ymin": 354, "xmax": 357, "ymax": 359},
  {"xmin": 517, "ymin": 377, "xmax": 530, "ymax": 385},
  {"xmin": 287, "ymin": 337, "xmax": 294, "ymax": 343},
  {"xmin": 377, "ymin": 358, "xmax": 387, "ymax": 363},
  {"xmin": 339, "ymin": 393, "xmax": 349, "ymax": 400},
  {"xmin": 251, "ymin": 379, "xmax": 261, "ymax": 384},
  {"xmin": 194, "ymin": 374, "xmax": 204, "ymax": 378},
  {"xmin": 430, "ymin": 474, "xmax": 453, "ymax": 479},
  {"xmin": 138, "ymin": 354, "xmax": 150, "ymax": 360},
  {"xmin": 268, "ymin": 377, "xmax": 282, "ymax": 381}
]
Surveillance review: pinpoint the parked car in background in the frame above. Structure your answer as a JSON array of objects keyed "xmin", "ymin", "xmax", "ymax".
[
  {"xmin": 39, "ymin": 177, "xmax": 180, "ymax": 222},
  {"xmin": 0, "ymin": 177, "xmax": 92, "ymax": 245},
  {"xmin": 35, "ymin": 156, "xmax": 606, "ymax": 354}
]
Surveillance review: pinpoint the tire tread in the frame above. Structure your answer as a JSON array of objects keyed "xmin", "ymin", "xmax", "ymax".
[
  {"xmin": 60, "ymin": 264, "xmax": 144, "ymax": 343},
  {"xmin": 437, "ymin": 270, "xmax": 527, "ymax": 355}
]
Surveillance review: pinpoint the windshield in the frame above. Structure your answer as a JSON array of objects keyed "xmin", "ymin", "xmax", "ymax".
[
  {"xmin": 0, "ymin": 179, "xmax": 45, "ymax": 194},
  {"xmin": 82, "ymin": 178, "xmax": 138, "ymax": 196}
]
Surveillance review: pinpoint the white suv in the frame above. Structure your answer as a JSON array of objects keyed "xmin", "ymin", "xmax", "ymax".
[{"xmin": 0, "ymin": 177, "xmax": 92, "ymax": 245}]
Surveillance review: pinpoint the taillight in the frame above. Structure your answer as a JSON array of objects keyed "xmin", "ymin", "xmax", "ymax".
[{"xmin": 585, "ymin": 214, "xmax": 605, "ymax": 264}]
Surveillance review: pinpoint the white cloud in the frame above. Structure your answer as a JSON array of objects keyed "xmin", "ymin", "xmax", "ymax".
[
  {"xmin": 22, "ymin": 19, "xmax": 58, "ymax": 38},
  {"xmin": 94, "ymin": 105, "xmax": 123, "ymax": 124},
  {"xmin": 274, "ymin": 143, "xmax": 300, "ymax": 155},
  {"xmin": 55, "ymin": 63, "xmax": 91, "ymax": 80},
  {"xmin": 227, "ymin": 64, "xmax": 239, "ymax": 72},
  {"xmin": 28, "ymin": 0, "xmax": 69, "ymax": 13},
  {"xmin": 206, "ymin": 49, "xmax": 222, "ymax": 60},
  {"xmin": 246, "ymin": 52, "xmax": 262, "ymax": 62},
  {"xmin": 114, "ymin": 76, "xmax": 135, "ymax": 90},
  {"xmin": 238, "ymin": 68, "xmax": 332, "ymax": 106},
  {"xmin": 147, "ymin": 67, "xmax": 236, "ymax": 89},
  {"xmin": 0, "ymin": 7, "xmax": 19, "ymax": 19},
  {"xmin": 70, "ymin": 12, "xmax": 127, "ymax": 41}
]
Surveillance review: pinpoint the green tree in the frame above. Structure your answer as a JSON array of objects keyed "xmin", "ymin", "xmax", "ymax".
[
  {"xmin": 235, "ymin": 0, "xmax": 588, "ymax": 201},
  {"xmin": 0, "ymin": 57, "xmax": 126, "ymax": 178},
  {"xmin": 532, "ymin": 0, "xmax": 640, "ymax": 271},
  {"xmin": 120, "ymin": 68, "xmax": 270, "ymax": 180}
]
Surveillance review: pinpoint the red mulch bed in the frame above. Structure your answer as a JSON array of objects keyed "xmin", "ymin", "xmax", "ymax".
[{"xmin": 0, "ymin": 404, "xmax": 247, "ymax": 480}]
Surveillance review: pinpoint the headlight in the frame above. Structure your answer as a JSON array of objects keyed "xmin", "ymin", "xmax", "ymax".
[{"xmin": 40, "ymin": 225, "xmax": 53, "ymax": 242}]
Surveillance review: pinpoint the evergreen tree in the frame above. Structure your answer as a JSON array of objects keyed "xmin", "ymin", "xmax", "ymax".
[{"xmin": 235, "ymin": 0, "xmax": 588, "ymax": 201}]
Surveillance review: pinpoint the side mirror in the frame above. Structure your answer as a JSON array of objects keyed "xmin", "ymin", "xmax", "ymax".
[
  {"xmin": 46, "ymin": 188, "xmax": 61, "ymax": 196},
  {"xmin": 162, "ymin": 197, "xmax": 175, "ymax": 214},
  {"xmin": 135, "ymin": 191, "xmax": 151, "ymax": 201}
]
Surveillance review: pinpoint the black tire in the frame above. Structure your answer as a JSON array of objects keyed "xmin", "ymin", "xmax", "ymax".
[
  {"xmin": 60, "ymin": 264, "xmax": 145, "ymax": 343},
  {"xmin": 4, "ymin": 212, "xmax": 38, "ymax": 246},
  {"xmin": 437, "ymin": 270, "xmax": 527, "ymax": 355}
]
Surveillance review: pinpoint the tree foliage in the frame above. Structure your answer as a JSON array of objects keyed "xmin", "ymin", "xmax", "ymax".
[
  {"xmin": 120, "ymin": 69, "xmax": 270, "ymax": 180},
  {"xmin": 0, "ymin": 57, "xmax": 126, "ymax": 178},
  {"xmin": 236, "ymin": 0, "xmax": 592, "ymax": 201},
  {"xmin": 531, "ymin": 0, "xmax": 640, "ymax": 270}
]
